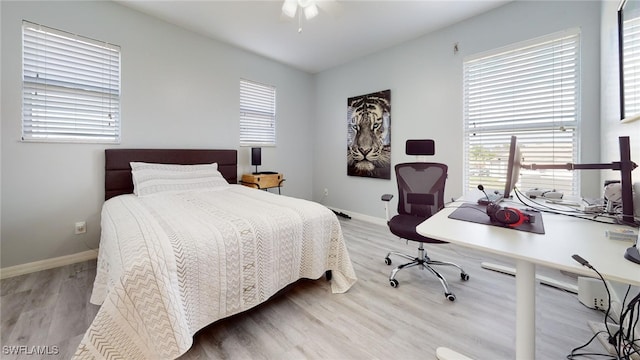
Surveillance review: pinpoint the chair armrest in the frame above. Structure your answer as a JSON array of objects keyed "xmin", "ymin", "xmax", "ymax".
[{"xmin": 381, "ymin": 194, "xmax": 394, "ymax": 221}]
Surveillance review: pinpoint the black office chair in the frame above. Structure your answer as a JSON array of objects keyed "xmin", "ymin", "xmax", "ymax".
[{"xmin": 382, "ymin": 140, "xmax": 469, "ymax": 301}]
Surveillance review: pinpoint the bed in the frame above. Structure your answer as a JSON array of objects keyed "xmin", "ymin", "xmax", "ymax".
[{"xmin": 74, "ymin": 149, "xmax": 357, "ymax": 360}]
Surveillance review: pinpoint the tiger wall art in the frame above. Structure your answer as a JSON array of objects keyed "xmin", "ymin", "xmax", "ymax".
[{"xmin": 347, "ymin": 90, "xmax": 391, "ymax": 179}]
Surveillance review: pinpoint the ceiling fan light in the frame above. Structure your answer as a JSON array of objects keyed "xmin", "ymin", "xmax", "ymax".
[
  {"xmin": 282, "ymin": 0, "xmax": 297, "ymax": 18},
  {"xmin": 304, "ymin": 4, "xmax": 318, "ymax": 19}
]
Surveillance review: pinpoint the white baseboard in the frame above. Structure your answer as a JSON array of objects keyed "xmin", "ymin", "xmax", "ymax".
[
  {"xmin": 329, "ymin": 206, "xmax": 387, "ymax": 226},
  {"xmin": 480, "ymin": 261, "xmax": 579, "ymax": 294},
  {"xmin": 0, "ymin": 250, "xmax": 98, "ymax": 280}
]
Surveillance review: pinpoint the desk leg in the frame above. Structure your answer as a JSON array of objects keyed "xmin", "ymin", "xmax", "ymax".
[{"xmin": 516, "ymin": 259, "xmax": 536, "ymax": 359}]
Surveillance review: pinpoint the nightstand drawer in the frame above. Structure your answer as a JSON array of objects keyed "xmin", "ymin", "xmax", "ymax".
[{"xmin": 241, "ymin": 173, "xmax": 284, "ymax": 189}]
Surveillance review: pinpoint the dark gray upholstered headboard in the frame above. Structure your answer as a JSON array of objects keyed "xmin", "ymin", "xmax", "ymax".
[{"xmin": 105, "ymin": 149, "xmax": 238, "ymax": 200}]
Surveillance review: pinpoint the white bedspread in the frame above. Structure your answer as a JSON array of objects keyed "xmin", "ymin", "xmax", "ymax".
[{"xmin": 74, "ymin": 185, "xmax": 357, "ymax": 359}]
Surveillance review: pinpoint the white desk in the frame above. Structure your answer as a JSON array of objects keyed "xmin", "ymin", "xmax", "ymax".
[{"xmin": 416, "ymin": 198, "xmax": 640, "ymax": 359}]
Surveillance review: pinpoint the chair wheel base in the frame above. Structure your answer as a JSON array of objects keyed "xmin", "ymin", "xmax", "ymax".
[{"xmin": 384, "ymin": 253, "xmax": 468, "ymax": 300}]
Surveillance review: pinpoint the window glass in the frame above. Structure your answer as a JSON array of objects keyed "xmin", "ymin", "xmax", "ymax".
[
  {"xmin": 463, "ymin": 29, "xmax": 580, "ymax": 196},
  {"xmin": 620, "ymin": 0, "xmax": 640, "ymax": 119},
  {"xmin": 22, "ymin": 21, "xmax": 121, "ymax": 143},
  {"xmin": 240, "ymin": 79, "xmax": 276, "ymax": 146}
]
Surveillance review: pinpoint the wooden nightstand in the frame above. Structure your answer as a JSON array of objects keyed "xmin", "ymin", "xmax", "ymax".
[{"xmin": 240, "ymin": 172, "xmax": 285, "ymax": 194}]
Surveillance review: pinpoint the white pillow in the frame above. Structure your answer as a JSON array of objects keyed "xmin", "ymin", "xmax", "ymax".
[{"xmin": 130, "ymin": 162, "xmax": 229, "ymax": 196}]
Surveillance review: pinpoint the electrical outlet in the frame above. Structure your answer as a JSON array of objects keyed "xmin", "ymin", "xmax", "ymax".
[
  {"xmin": 578, "ymin": 277, "xmax": 608, "ymax": 310},
  {"xmin": 74, "ymin": 221, "xmax": 87, "ymax": 235}
]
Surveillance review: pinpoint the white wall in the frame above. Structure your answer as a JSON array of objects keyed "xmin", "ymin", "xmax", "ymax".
[
  {"xmin": 0, "ymin": 1, "xmax": 314, "ymax": 268},
  {"xmin": 313, "ymin": 0, "xmax": 603, "ymax": 219},
  {"xmin": 601, "ymin": 0, "xmax": 640, "ymax": 186}
]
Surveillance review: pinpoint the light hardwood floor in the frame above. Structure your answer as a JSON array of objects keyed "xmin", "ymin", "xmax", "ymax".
[{"xmin": 1, "ymin": 217, "xmax": 610, "ymax": 359}]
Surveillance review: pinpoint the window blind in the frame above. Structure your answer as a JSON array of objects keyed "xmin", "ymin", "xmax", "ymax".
[
  {"xmin": 463, "ymin": 29, "xmax": 580, "ymax": 196},
  {"xmin": 622, "ymin": 13, "xmax": 640, "ymax": 118},
  {"xmin": 240, "ymin": 79, "xmax": 276, "ymax": 146},
  {"xmin": 22, "ymin": 21, "xmax": 121, "ymax": 143}
]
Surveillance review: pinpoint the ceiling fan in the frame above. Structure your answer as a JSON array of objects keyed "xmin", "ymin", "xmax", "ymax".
[
  {"xmin": 281, "ymin": 0, "xmax": 320, "ymax": 20},
  {"xmin": 281, "ymin": 0, "xmax": 339, "ymax": 32}
]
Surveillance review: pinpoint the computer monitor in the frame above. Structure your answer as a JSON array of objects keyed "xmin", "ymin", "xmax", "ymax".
[
  {"xmin": 616, "ymin": 136, "xmax": 638, "ymax": 225},
  {"xmin": 503, "ymin": 135, "xmax": 522, "ymax": 200},
  {"xmin": 524, "ymin": 136, "xmax": 637, "ymax": 225}
]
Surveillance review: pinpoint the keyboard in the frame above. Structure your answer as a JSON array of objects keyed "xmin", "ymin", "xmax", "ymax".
[{"xmin": 582, "ymin": 197, "xmax": 604, "ymax": 206}]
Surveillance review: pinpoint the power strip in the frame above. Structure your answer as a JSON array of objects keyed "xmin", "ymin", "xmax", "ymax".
[
  {"xmin": 588, "ymin": 321, "xmax": 640, "ymax": 360},
  {"xmin": 609, "ymin": 288, "xmax": 640, "ymax": 354}
]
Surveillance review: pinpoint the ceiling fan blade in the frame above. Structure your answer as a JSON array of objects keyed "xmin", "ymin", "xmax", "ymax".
[
  {"xmin": 304, "ymin": 4, "xmax": 318, "ymax": 19},
  {"xmin": 282, "ymin": 0, "xmax": 297, "ymax": 18}
]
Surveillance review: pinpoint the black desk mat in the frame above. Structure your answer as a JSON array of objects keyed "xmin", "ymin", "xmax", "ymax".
[{"xmin": 448, "ymin": 202, "xmax": 545, "ymax": 234}]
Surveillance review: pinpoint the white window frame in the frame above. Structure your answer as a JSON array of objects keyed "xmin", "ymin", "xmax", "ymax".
[
  {"xmin": 620, "ymin": 0, "xmax": 640, "ymax": 120},
  {"xmin": 239, "ymin": 79, "xmax": 276, "ymax": 146},
  {"xmin": 463, "ymin": 28, "xmax": 581, "ymax": 196},
  {"xmin": 22, "ymin": 21, "xmax": 121, "ymax": 144}
]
